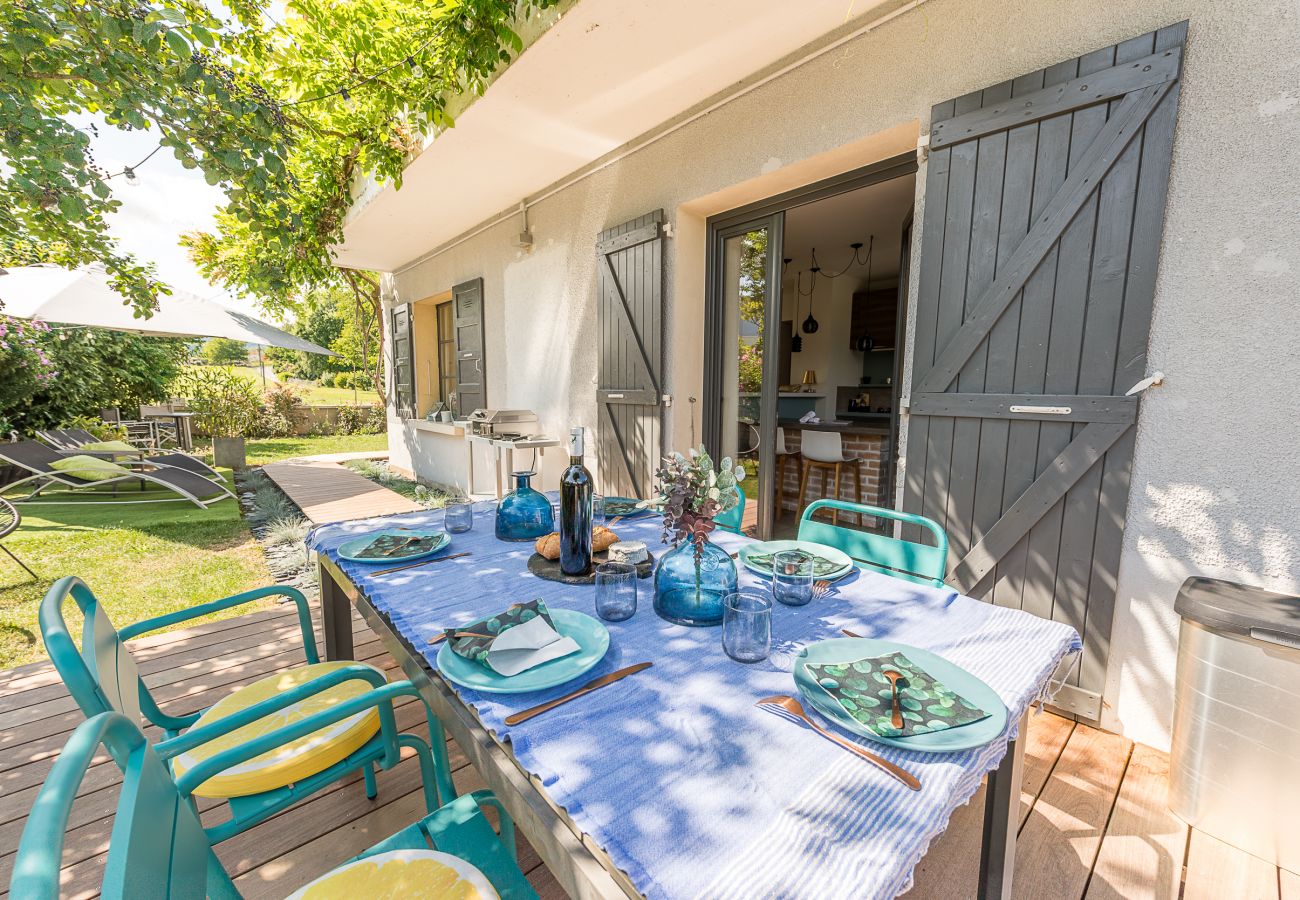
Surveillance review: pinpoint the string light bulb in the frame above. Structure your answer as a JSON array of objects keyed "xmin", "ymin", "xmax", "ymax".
[
  {"xmin": 122, "ymin": 166, "xmax": 139, "ymax": 186},
  {"xmin": 340, "ymin": 87, "xmax": 353, "ymax": 107},
  {"xmin": 406, "ymin": 55, "xmax": 424, "ymax": 79}
]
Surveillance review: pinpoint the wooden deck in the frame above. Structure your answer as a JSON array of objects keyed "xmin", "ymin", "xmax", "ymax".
[
  {"xmin": 263, "ymin": 460, "xmax": 421, "ymax": 524},
  {"xmin": 1, "ymin": 602, "xmax": 1293, "ymax": 898}
]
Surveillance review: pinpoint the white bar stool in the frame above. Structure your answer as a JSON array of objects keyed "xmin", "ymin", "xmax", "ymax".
[
  {"xmin": 796, "ymin": 430, "xmax": 862, "ymax": 525},
  {"xmin": 775, "ymin": 427, "xmax": 798, "ymax": 519}
]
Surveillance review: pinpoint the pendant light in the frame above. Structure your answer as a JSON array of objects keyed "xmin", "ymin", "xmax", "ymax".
[
  {"xmin": 801, "ymin": 249, "xmax": 820, "ymax": 334},
  {"xmin": 854, "ymin": 236, "xmax": 876, "ymax": 352},
  {"xmin": 787, "ymin": 258, "xmax": 803, "ymax": 352}
]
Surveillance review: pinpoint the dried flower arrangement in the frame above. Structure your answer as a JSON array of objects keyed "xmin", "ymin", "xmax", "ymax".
[{"xmin": 644, "ymin": 446, "xmax": 745, "ymax": 558}]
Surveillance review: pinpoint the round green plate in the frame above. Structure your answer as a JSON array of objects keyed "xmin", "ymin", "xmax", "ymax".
[
  {"xmin": 739, "ymin": 539, "xmax": 855, "ymax": 581},
  {"xmin": 337, "ymin": 529, "xmax": 449, "ymax": 564},
  {"xmin": 793, "ymin": 637, "xmax": 1008, "ymax": 753},
  {"xmin": 436, "ymin": 609, "xmax": 610, "ymax": 694}
]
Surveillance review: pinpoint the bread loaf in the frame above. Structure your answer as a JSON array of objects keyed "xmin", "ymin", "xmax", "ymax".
[{"xmin": 533, "ymin": 527, "xmax": 621, "ymax": 560}]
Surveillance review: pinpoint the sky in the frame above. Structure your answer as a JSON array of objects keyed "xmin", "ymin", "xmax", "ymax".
[{"xmin": 73, "ymin": 114, "xmax": 281, "ymax": 324}]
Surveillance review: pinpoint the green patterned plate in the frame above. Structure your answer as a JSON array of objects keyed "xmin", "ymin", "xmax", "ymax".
[
  {"xmin": 435, "ymin": 609, "xmax": 610, "ymax": 694},
  {"xmin": 739, "ymin": 540, "xmax": 854, "ymax": 581},
  {"xmin": 337, "ymin": 529, "xmax": 449, "ymax": 564},
  {"xmin": 793, "ymin": 637, "xmax": 1007, "ymax": 753}
]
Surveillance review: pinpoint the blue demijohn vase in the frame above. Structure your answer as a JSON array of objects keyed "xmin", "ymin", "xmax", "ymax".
[
  {"xmin": 653, "ymin": 535, "xmax": 737, "ymax": 626},
  {"xmin": 495, "ymin": 471, "xmax": 554, "ymax": 541}
]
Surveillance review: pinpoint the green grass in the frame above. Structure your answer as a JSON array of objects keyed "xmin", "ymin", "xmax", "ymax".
[
  {"xmin": 0, "ymin": 470, "xmax": 274, "ymax": 670},
  {"xmin": 186, "ymin": 365, "xmax": 382, "ymax": 405},
  {"xmin": 240, "ymin": 433, "xmax": 389, "ymax": 466}
]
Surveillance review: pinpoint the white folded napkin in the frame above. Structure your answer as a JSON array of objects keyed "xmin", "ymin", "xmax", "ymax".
[
  {"xmin": 799, "ymin": 410, "xmax": 820, "ymax": 424},
  {"xmin": 485, "ymin": 614, "xmax": 580, "ymax": 676}
]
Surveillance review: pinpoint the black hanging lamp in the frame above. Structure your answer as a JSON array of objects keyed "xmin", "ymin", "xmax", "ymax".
[
  {"xmin": 854, "ymin": 236, "xmax": 876, "ymax": 352},
  {"xmin": 801, "ymin": 249, "xmax": 820, "ymax": 334},
  {"xmin": 788, "ymin": 260, "xmax": 803, "ymax": 352}
]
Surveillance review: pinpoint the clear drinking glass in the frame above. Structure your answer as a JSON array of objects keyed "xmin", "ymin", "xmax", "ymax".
[
  {"xmin": 772, "ymin": 549, "xmax": 814, "ymax": 606},
  {"xmin": 594, "ymin": 562, "xmax": 637, "ymax": 621},
  {"xmin": 444, "ymin": 500, "xmax": 474, "ymax": 534},
  {"xmin": 723, "ymin": 590, "xmax": 772, "ymax": 663},
  {"xmin": 592, "ymin": 493, "xmax": 606, "ymax": 528}
]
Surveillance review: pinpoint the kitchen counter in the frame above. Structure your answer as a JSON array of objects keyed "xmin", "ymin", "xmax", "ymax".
[{"xmin": 778, "ymin": 418, "xmax": 891, "ymax": 436}]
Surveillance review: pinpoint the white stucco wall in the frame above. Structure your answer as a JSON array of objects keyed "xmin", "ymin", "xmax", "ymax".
[{"xmin": 380, "ymin": 0, "xmax": 1300, "ymax": 750}]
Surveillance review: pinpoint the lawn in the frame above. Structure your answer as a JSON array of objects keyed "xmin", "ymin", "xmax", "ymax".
[
  {"xmin": 185, "ymin": 365, "xmax": 382, "ymax": 406},
  {"xmin": 0, "ymin": 470, "xmax": 273, "ymax": 669},
  {"xmin": 241, "ymin": 433, "xmax": 389, "ymax": 465}
]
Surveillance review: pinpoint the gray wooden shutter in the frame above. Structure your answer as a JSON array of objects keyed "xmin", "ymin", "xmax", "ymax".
[
  {"xmin": 389, "ymin": 303, "xmax": 416, "ymax": 419},
  {"xmin": 452, "ymin": 278, "xmax": 485, "ymax": 417},
  {"xmin": 902, "ymin": 23, "xmax": 1186, "ymax": 720},
  {"xmin": 597, "ymin": 210, "xmax": 665, "ymax": 499}
]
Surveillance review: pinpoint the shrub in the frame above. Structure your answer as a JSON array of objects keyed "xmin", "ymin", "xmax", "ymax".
[
  {"xmin": 174, "ymin": 367, "xmax": 261, "ymax": 437},
  {"xmin": 249, "ymin": 383, "xmax": 301, "ymax": 438},
  {"xmin": 62, "ymin": 415, "xmax": 126, "ymax": 442},
  {"xmin": 336, "ymin": 405, "xmax": 384, "ymax": 435},
  {"xmin": 349, "ymin": 372, "xmax": 373, "ymax": 391},
  {"xmin": 263, "ymin": 515, "xmax": 311, "ymax": 545},
  {"xmin": 320, "ymin": 372, "xmax": 336, "ymax": 388},
  {"xmin": 249, "ymin": 484, "xmax": 293, "ymax": 522}
]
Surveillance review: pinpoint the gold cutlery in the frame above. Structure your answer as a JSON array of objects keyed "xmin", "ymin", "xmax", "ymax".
[
  {"xmin": 370, "ymin": 551, "xmax": 471, "ymax": 577},
  {"xmin": 812, "ymin": 580, "xmax": 832, "ymax": 599},
  {"xmin": 883, "ymin": 669, "xmax": 907, "ymax": 731},
  {"xmin": 841, "ymin": 628, "xmax": 864, "ymax": 639},
  {"xmin": 427, "ymin": 627, "xmax": 494, "ymax": 645},
  {"xmin": 504, "ymin": 662, "xmax": 653, "ymax": 725},
  {"xmin": 756, "ymin": 695, "xmax": 921, "ymax": 791}
]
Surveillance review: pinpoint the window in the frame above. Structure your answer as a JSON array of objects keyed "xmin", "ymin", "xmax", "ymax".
[{"xmin": 435, "ymin": 300, "xmax": 457, "ymax": 404}]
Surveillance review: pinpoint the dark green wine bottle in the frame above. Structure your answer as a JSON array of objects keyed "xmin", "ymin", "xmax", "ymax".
[{"xmin": 559, "ymin": 426, "xmax": 593, "ymax": 576}]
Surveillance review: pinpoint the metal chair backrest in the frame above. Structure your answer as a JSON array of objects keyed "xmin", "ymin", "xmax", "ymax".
[
  {"xmin": 34, "ymin": 429, "xmax": 81, "ymax": 450},
  {"xmin": 798, "ymin": 500, "xmax": 949, "ymax": 587},
  {"xmin": 0, "ymin": 440, "xmax": 71, "ymax": 475},
  {"xmin": 38, "ymin": 577, "xmax": 181, "ymax": 733},
  {"xmin": 10, "ymin": 712, "xmax": 234, "ymax": 900},
  {"xmin": 0, "ymin": 498, "xmax": 19, "ymax": 540},
  {"xmin": 715, "ymin": 489, "xmax": 746, "ymax": 535}
]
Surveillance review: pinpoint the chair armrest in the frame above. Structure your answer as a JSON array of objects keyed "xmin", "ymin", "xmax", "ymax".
[
  {"xmin": 119, "ymin": 586, "xmax": 320, "ymax": 663},
  {"xmin": 160, "ymin": 676, "xmax": 423, "ymax": 797}
]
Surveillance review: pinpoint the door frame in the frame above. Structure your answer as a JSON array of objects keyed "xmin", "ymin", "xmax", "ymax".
[{"xmin": 703, "ymin": 151, "xmax": 919, "ymax": 538}]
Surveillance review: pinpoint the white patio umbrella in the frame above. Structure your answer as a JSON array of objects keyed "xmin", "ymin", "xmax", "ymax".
[{"xmin": 0, "ymin": 264, "xmax": 334, "ymax": 355}]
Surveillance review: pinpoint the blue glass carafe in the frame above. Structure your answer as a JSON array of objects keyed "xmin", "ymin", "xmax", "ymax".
[
  {"xmin": 495, "ymin": 471, "xmax": 554, "ymax": 541},
  {"xmin": 653, "ymin": 537, "xmax": 737, "ymax": 626}
]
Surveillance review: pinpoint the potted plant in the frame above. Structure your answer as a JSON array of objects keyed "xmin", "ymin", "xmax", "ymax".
[
  {"xmin": 649, "ymin": 447, "xmax": 746, "ymax": 626},
  {"xmin": 175, "ymin": 367, "xmax": 261, "ymax": 469}
]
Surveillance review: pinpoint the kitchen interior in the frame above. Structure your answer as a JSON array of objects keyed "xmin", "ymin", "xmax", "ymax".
[{"xmin": 733, "ymin": 173, "xmax": 915, "ymax": 539}]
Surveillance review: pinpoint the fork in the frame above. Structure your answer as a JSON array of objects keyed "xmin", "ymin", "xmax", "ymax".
[
  {"xmin": 756, "ymin": 695, "xmax": 921, "ymax": 791},
  {"xmin": 812, "ymin": 580, "xmax": 832, "ymax": 599}
]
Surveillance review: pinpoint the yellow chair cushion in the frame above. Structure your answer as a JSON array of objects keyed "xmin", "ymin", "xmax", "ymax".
[
  {"xmin": 287, "ymin": 849, "xmax": 500, "ymax": 900},
  {"xmin": 49, "ymin": 454, "xmax": 133, "ymax": 481},
  {"xmin": 80, "ymin": 440, "xmax": 140, "ymax": 454},
  {"xmin": 172, "ymin": 660, "xmax": 384, "ymax": 799}
]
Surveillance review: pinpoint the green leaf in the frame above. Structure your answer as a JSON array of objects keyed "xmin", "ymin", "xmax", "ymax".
[
  {"xmin": 157, "ymin": 8, "xmax": 187, "ymax": 25},
  {"xmin": 164, "ymin": 29, "xmax": 190, "ymax": 58}
]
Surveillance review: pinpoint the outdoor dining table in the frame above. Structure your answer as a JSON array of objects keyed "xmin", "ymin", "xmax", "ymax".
[{"xmin": 310, "ymin": 498, "xmax": 1080, "ymax": 900}]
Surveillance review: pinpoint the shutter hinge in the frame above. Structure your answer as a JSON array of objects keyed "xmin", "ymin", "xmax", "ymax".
[
  {"xmin": 662, "ymin": 222, "xmax": 673, "ymax": 239},
  {"xmin": 661, "ymin": 394, "xmax": 673, "ymax": 407}
]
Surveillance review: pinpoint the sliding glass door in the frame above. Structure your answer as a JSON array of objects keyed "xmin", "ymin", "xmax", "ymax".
[{"xmin": 705, "ymin": 213, "xmax": 783, "ymax": 538}]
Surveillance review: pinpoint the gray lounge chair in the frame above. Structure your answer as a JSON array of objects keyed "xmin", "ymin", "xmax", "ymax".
[
  {"xmin": 35, "ymin": 428, "xmax": 226, "ymax": 483},
  {"xmin": 0, "ymin": 441, "xmax": 234, "ymax": 509},
  {"xmin": 0, "ymin": 498, "xmax": 36, "ymax": 579}
]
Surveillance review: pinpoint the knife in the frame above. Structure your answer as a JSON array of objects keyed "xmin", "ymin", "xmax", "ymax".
[{"xmin": 504, "ymin": 662, "xmax": 653, "ymax": 725}]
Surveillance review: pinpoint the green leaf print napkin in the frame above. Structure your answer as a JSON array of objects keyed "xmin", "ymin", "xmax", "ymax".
[
  {"xmin": 355, "ymin": 533, "xmax": 440, "ymax": 559},
  {"xmin": 747, "ymin": 550, "xmax": 844, "ymax": 577},
  {"xmin": 445, "ymin": 599, "xmax": 579, "ymax": 676},
  {"xmin": 805, "ymin": 652, "xmax": 990, "ymax": 738}
]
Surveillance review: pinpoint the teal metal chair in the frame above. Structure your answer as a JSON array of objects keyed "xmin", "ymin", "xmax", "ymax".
[
  {"xmin": 715, "ymin": 489, "xmax": 747, "ymax": 535},
  {"xmin": 10, "ymin": 712, "xmax": 536, "ymax": 899},
  {"xmin": 39, "ymin": 576, "xmax": 455, "ymax": 844},
  {"xmin": 798, "ymin": 499, "xmax": 949, "ymax": 587}
]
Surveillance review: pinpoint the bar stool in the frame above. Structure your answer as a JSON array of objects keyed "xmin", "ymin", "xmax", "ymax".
[
  {"xmin": 774, "ymin": 427, "xmax": 798, "ymax": 520},
  {"xmin": 796, "ymin": 431, "xmax": 861, "ymax": 525}
]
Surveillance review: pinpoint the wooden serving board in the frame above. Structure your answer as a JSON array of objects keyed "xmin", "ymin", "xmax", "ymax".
[{"xmin": 527, "ymin": 549, "xmax": 656, "ymax": 585}]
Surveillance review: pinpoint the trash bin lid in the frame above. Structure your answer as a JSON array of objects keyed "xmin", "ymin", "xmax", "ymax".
[{"xmin": 1175, "ymin": 577, "xmax": 1300, "ymax": 640}]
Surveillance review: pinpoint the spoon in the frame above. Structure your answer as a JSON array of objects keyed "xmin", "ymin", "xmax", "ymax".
[{"xmin": 883, "ymin": 669, "xmax": 908, "ymax": 731}]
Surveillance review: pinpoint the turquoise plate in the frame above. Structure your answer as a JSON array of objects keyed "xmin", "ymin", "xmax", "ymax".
[
  {"xmin": 793, "ymin": 637, "xmax": 1008, "ymax": 753},
  {"xmin": 436, "ymin": 609, "xmax": 610, "ymax": 694},
  {"xmin": 603, "ymin": 496, "xmax": 657, "ymax": 519},
  {"xmin": 740, "ymin": 539, "xmax": 855, "ymax": 581},
  {"xmin": 337, "ymin": 529, "xmax": 449, "ymax": 564}
]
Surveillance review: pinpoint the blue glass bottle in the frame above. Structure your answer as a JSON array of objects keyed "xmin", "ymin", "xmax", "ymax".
[
  {"xmin": 653, "ymin": 537, "xmax": 737, "ymax": 626},
  {"xmin": 495, "ymin": 471, "xmax": 554, "ymax": 541}
]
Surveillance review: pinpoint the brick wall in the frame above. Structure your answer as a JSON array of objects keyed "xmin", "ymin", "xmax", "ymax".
[{"xmin": 773, "ymin": 430, "xmax": 891, "ymax": 521}]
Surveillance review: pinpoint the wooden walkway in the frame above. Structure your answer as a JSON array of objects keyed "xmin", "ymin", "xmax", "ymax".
[
  {"xmin": 0, "ymin": 602, "xmax": 1293, "ymax": 897},
  {"xmin": 263, "ymin": 459, "xmax": 421, "ymax": 524}
]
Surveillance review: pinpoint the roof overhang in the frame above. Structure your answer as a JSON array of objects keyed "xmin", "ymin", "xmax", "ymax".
[{"xmin": 335, "ymin": 0, "xmax": 898, "ymax": 272}]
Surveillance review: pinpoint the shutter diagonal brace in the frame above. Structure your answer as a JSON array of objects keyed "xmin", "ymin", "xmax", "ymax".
[
  {"xmin": 948, "ymin": 421, "xmax": 1130, "ymax": 593},
  {"xmin": 602, "ymin": 250, "xmax": 662, "ymax": 396},
  {"xmin": 917, "ymin": 81, "xmax": 1173, "ymax": 394}
]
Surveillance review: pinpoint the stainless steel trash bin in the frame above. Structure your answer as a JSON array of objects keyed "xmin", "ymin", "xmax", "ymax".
[{"xmin": 1169, "ymin": 577, "xmax": 1300, "ymax": 870}]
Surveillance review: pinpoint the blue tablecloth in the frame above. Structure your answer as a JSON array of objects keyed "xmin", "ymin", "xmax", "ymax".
[{"xmin": 311, "ymin": 499, "xmax": 1080, "ymax": 899}]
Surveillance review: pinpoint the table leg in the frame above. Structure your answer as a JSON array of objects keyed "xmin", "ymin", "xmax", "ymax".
[
  {"xmin": 318, "ymin": 560, "xmax": 354, "ymax": 661},
  {"xmin": 978, "ymin": 709, "xmax": 1028, "ymax": 900},
  {"xmin": 494, "ymin": 445, "xmax": 504, "ymax": 500}
]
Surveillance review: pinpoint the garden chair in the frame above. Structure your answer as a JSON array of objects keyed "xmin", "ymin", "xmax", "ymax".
[
  {"xmin": 10, "ymin": 712, "xmax": 535, "ymax": 899},
  {"xmin": 715, "ymin": 489, "xmax": 746, "ymax": 534},
  {"xmin": 35, "ymin": 427, "xmax": 226, "ymax": 482},
  {"xmin": 0, "ymin": 498, "xmax": 36, "ymax": 579},
  {"xmin": 38, "ymin": 577, "xmax": 455, "ymax": 844},
  {"xmin": 0, "ymin": 440, "xmax": 234, "ymax": 509},
  {"xmin": 798, "ymin": 499, "xmax": 949, "ymax": 587}
]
